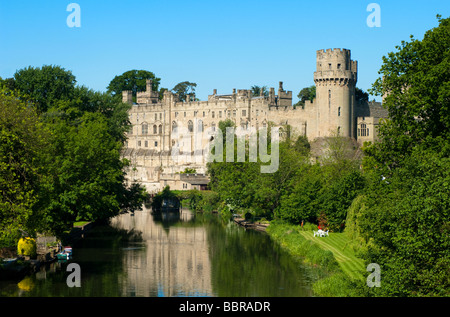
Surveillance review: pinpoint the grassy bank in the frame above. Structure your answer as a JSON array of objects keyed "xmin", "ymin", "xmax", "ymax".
[{"xmin": 266, "ymin": 221, "xmax": 371, "ymax": 297}]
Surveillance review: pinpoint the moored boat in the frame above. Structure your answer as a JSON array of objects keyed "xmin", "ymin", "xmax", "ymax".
[{"xmin": 56, "ymin": 246, "xmax": 72, "ymax": 260}]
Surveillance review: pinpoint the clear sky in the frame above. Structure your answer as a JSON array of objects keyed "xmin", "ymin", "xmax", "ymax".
[{"xmin": 1, "ymin": 1, "xmax": 449, "ymax": 102}]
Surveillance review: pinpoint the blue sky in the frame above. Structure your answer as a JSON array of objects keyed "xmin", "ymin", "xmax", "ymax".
[{"xmin": 1, "ymin": 1, "xmax": 449, "ymax": 102}]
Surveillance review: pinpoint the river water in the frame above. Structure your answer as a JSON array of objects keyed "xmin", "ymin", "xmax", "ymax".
[{"xmin": 0, "ymin": 208, "xmax": 314, "ymax": 297}]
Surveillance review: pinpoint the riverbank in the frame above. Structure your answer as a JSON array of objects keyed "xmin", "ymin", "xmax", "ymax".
[
  {"xmin": 265, "ymin": 221, "xmax": 370, "ymax": 297},
  {"xmin": 233, "ymin": 217, "xmax": 269, "ymax": 232},
  {"xmin": 0, "ymin": 221, "xmax": 94, "ymax": 281}
]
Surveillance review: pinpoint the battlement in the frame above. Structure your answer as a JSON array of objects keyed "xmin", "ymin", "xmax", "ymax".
[
  {"xmin": 314, "ymin": 48, "xmax": 357, "ymax": 84},
  {"xmin": 317, "ymin": 48, "xmax": 351, "ymax": 59}
]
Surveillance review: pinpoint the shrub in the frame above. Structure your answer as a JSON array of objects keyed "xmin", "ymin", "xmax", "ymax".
[{"xmin": 17, "ymin": 237, "xmax": 37, "ymax": 258}]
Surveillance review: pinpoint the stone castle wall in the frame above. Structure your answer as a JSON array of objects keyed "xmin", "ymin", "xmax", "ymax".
[{"xmin": 122, "ymin": 48, "xmax": 387, "ymax": 192}]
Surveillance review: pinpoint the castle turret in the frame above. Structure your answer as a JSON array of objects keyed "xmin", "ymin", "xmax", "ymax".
[
  {"xmin": 313, "ymin": 48, "xmax": 357, "ymax": 138},
  {"xmin": 122, "ymin": 90, "xmax": 133, "ymax": 105}
]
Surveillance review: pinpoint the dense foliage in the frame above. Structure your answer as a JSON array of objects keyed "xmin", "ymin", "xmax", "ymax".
[
  {"xmin": 0, "ymin": 66, "xmax": 146, "ymax": 245},
  {"xmin": 358, "ymin": 15, "xmax": 450, "ymax": 296}
]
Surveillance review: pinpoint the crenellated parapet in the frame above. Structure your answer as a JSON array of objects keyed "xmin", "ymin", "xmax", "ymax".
[{"xmin": 314, "ymin": 48, "xmax": 357, "ymax": 86}]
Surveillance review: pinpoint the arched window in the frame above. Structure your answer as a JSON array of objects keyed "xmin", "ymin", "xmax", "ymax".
[
  {"xmin": 188, "ymin": 120, "xmax": 193, "ymax": 133},
  {"xmin": 338, "ymin": 107, "xmax": 341, "ymax": 117},
  {"xmin": 142, "ymin": 123, "xmax": 148, "ymax": 135},
  {"xmin": 158, "ymin": 124, "xmax": 162, "ymax": 134},
  {"xmin": 358, "ymin": 123, "xmax": 368, "ymax": 137},
  {"xmin": 172, "ymin": 121, "xmax": 177, "ymax": 132}
]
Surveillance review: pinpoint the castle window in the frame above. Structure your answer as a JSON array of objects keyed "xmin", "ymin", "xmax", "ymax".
[
  {"xmin": 188, "ymin": 120, "xmax": 193, "ymax": 132},
  {"xmin": 219, "ymin": 111, "xmax": 222, "ymax": 118},
  {"xmin": 337, "ymin": 63, "xmax": 341, "ymax": 70},
  {"xmin": 155, "ymin": 141, "xmax": 158, "ymax": 147},
  {"xmin": 197, "ymin": 120, "xmax": 204, "ymax": 132},
  {"xmin": 155, "ymin": 113, "xmax": 157, "ymax": 121},
  {"xmin": 233, "ymin": 110, "xmax": 236, "ymax": 117},
  {"xmin": 184, "ymin": 112, "xmax": 186, "ymax": 117},
  {"xmin": 145, "ymin": 140, "xmax": 148, "ymax": 147},
  {"xmin": 142, "ymin": 123, "xmax": 148, "ymax": 135},
  {"xmin": 211, "ymin": 122, "xmax": 216, "ymax": 131},
  {"xmin": 175, "ymin": 112, "xmax": 178, "ymax": 118},
  {"xmin": 212, "ymin": 111, "xmax": 215, "ymax": 118},
  {"xmin": 138, "ymin": 141, "xmax": 141, "ymax": 147},
  {"xmin": 337, "ymin": 126, "xmax": 341, "ymax": 135},
  {"xmin": 328, "ymin": 63, "xmax": 332, "ymax": 69},
  {"xmin": 160, "ymin": 113, "xmax": 162, "ymax": 120},
  {"xmin": 203, "ymin": 111, "xmax": 205, "ymax": 117},
  {"xmin": 359, "ymin": 123, "xmax": 368, "ymax": 137},
  {"xmin": 338, "ymin": 107, "xmax": 341, "ymax": 117},
  {"xmin": 242, "ymin": 109, "xmax": 246, "ymax": 116},
  {"xmin": 153, "ymin": 125, "xmax": 157, "ymax": 134},
  {"xmin": 172, "ymin": 121, "xmax": 177, "ymax": 132},
  {"xmin": 158, "ymin": 124, "xmax": 162, "ymax": 134}
]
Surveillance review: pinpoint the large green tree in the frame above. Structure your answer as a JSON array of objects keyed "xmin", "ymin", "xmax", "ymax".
[
  {"xmin": 358, "ymin": 15, "xmax": 450, "ymax": 296},
  {"xmin": 367, "ymin": 15, "xmax": 450, "ymax": 171},
  {"xmin": 13, "ymin": 65, "xmax": 76, "ymax": 113},
  {"xmin": 107, "ymin": 70, "xmax": 161, "ymax": 99},
  {"xmin": 172, "ymin": 81, "xmax": 197, "ymax": 102},
  {"xmin": 0, "ymin": 88, "xmax": 50, "ymax": 245},
  {"xmin": 2, "ymin": 65, "xmax": 146, "ymax": 240}
]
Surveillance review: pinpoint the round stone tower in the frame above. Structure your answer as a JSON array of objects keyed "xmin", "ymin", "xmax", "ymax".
[{"xmin": 313, "ymin": 48, "xmax": 357, "ymax": 138}]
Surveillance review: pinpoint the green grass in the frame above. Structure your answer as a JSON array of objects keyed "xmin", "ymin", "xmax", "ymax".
[
  {"xmin": 299, "ymin": 230, "xmax": 365, "ymax": 281},
  {"xmin": 73, "ymin": 221, "xmax": 90, "ymax": 227}
]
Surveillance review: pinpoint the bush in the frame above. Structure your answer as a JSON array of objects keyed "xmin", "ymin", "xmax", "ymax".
[{"xmin": 17, "ymin": 237, "xmax": 36, "ymax": 258}]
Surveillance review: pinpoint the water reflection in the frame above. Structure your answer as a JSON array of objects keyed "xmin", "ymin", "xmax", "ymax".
[
  {"xmin": 114, "ymin": 208, "xmax": 213, "ymax": 296},
  {"xmin": 0, "ymin": 208, "xmax": 313, "ymax": 297}
]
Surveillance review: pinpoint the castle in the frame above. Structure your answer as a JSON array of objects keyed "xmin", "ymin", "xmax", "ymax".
[{"xmin": 122, "ymin": 48, "xmax": 387, "ymax": 193}]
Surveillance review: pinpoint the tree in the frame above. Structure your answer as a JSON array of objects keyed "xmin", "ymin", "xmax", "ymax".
[
  {"xmin": 172, "ymin": 81, "xmax": 197, "ymax": 102},
  {"xmin": 367, "ymin": 15, "xmax": 450, "ymax": 170},
  {"xmin": 107, "ymin": 70, "xmax": 161, "ymax": 99},
  {"xmin": 251, "ymin": 85, "xmax": 268, "ymax": 97},
  {"xmin": 358, "ymin": 15, "xmax": 450, "ymax": 296},
  {"xmin": 0, "ymin": 88, "xmax": 50, "ymax": 245},
  {"xmin": 294, "ymin": 85, "xmax": 316, "ymax": 108},
  {"xmin": 355, "ymin": 87, "xmax": 369, "ymax": 104},
  {"xmin": 6, "ymin": 65, "xmax": 147, "ymax": 238},
  {"xmin": 13, "ymin": 65, "xmax": 76, "ymax": 113},
  {"xmin": 358, "ymin": 149, "xmax": 449, "ymax": 296}
]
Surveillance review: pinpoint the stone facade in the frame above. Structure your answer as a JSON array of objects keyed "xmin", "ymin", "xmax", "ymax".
[{"xmin": 122, "ymin": 48, "xmax": 387, "ymax": 193}]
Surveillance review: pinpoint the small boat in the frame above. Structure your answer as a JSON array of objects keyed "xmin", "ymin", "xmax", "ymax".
[{"xmin": 56, "ymin": 246, "xmax": 72, "ymax": 260}]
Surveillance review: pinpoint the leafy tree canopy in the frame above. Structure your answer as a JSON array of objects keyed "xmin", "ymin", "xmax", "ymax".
[
  {"xmin": 251, "ymin": 85, "xmax": 268, "ymax": 97},
  {"xmin": 107, "ymin": 69, "xmax": 161, "ymax": 99},
  {"xmin": 12, "ymin": 65, "xmax": 76, "ymax": 113},
  {"xmin": 172, "ymin": 81, "xmax": 197, "ymax": 102}
]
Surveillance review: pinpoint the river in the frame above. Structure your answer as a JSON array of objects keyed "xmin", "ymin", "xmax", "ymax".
[{"xmin": 0, "ymin": 208, "xmax": 315, "ymax": 297}]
